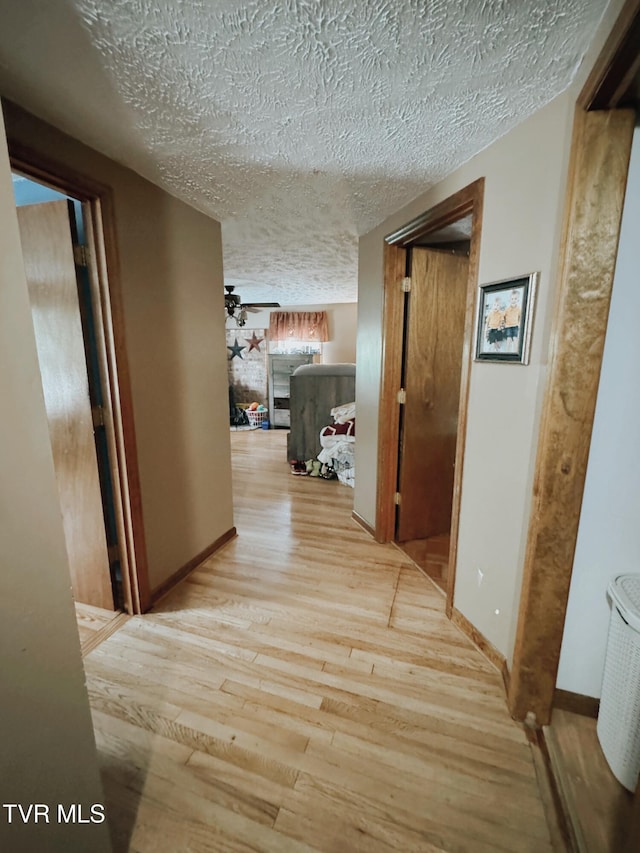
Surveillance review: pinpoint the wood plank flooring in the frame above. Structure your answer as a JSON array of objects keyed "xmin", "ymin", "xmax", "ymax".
[
  {"xmin": 397, "ymin": 535, "xmax": 450, "ymax": 593},
  {"xmin": 85, "ymin": 430, "xmax": 554, "ymax": 852},
  {"xmin": 545, "ymin": 709, "xmax": 633, "ymax": 852},
  {"xmin": 75, "ymin": 602, "xmax": 129, "ymax": 657}
]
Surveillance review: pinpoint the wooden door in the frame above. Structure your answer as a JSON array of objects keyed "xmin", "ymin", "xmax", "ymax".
[
  {"xmin": 396, "ymin": 247, "xmax": 469, "ymax": 542},
  {"xmin": 17, "ymin": 200, "xmax": 113, "ymax": 609}
]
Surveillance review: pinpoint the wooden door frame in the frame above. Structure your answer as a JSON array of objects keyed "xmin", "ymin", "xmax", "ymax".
[
  {"xmin": 375, "ymin": 178, "xmax": 484, "ymax": 616},
  {"xmin": 9, "ymin": 143, "xmax": 151, "ymax": 614},
  {"xmin": 508, "ymin": 0, "xmax": 639, "ymax": 725}
]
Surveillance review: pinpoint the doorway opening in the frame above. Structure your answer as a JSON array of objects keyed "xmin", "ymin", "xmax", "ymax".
[
  {"xmin": 395, "ymin": 228, "xmax": 471, "ymax": 594},
  {"xmin": 376, "ymin": 179, "xmax": 484, "ymax": 614},
  {"xmin": 14, "ymin": 175, "xmax": 122, "ymax": 611},
  {"xmin": 10, "ymin": 157, "xmax": 150, "ymax": 617}
]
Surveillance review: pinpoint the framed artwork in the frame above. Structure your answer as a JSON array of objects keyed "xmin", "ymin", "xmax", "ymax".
[{"xmin": 474, "ymin": 272, "xmax": 538, "ymax": 364}]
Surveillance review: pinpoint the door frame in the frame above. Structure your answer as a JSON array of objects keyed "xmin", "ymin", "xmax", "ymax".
[
  {"xmin": 375, "ymin": 178, "xmax": 484, "ymax": 616},
  {"xmin": 508, "ymin": 0, "xmax": 640, "ymax": 725},
  {"xmin": 10, "ymin": 143, "xmax": 151, "ymax": 614}
]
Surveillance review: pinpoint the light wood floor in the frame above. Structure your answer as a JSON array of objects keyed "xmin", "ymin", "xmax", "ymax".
[
  {"xmin": 75, "ymin": 602, "xmax": 129, "ymax": 657},
  {"xmin": 85, "ymin": 430, "xmax": 555, "ymax": 852},
  {"xmin": 546, "ymin": 709, "xmax": 633, "ymax": 852},
  {"xmin": 397, "ymin": 534, "xmax": 450, "ymax": 594}
]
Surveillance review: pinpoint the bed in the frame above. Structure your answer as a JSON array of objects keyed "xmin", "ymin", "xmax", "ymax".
[{"xmin": 287, "ymin": 363, "xmax": 356, "ymax": 485}]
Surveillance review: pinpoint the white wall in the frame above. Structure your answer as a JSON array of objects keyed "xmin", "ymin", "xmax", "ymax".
[
  {"xmin": 557, "ymin": 124, "xmax": 640, "ymax": 699},
  {"xmin": 237, "ymin": 302, "xmax": 357, "ymax": 363},
  {"xmin": 0, "ymin": 110, "xmax": 110, "ymax": 853}
]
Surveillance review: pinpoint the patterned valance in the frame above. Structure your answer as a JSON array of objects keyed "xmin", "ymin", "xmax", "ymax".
[{"xmin": 269, "ymin": 311, "xmax": 329, "ymax": 342}]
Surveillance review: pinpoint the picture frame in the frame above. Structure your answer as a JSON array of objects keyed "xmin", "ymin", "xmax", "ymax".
[{"xmin": 474, "ymin": 272, "xmax": 538, "ymax": 364}]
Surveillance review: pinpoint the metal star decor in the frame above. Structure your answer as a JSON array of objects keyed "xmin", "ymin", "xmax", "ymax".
[
  {"xmin": 245, "ymin": 332, "xmax": 264, "ymax": 352},
  {"xmin": 227, "ymin": 338, "xmax": 246, "ymax": 360}
]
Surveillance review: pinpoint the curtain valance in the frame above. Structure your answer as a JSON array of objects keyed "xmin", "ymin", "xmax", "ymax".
[{"xmin": 269, "ymin": 311, "xmax": 329, "ymax": 342}]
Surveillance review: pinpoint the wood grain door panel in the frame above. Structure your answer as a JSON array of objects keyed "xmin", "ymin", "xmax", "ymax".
[
  {"xmin": 17, "ymin": 200, "xmax": 113, "ymax": 609},
  {"xmin": 396, "ymin": 248, "xmax": 469, "ymax": 542}
]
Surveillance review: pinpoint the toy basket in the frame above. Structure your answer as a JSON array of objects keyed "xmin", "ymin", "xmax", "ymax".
[{"xmin": 246, "ymin": 409, "xmax": 268, "ymax": 427}]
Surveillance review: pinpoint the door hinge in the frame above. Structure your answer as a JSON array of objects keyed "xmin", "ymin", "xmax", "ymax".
[
  {"xmin": 401, "ymin": 277, "xmax": 412, "ymax": 292},
  {"xmin": 397, "ymin": 388, "xmax": 406, "ymax": 405},
  {"xmin": 73, "ymin": 244, "xmax": 90, "ymax": 268},
  {"xmin": 394, "ymin": 492, "xmax": 402, "ymax": 506},
  {"xmin": 107, "ymin": 544, "xmax": 120, "ymax": 565},
  {"xmin": 92, "ymin": 405, "xmax": 106, "ymax": 428}
]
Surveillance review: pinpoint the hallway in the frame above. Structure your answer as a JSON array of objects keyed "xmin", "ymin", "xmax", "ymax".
[{"xmin": 86, "ymin": 430, "xmax": 554, "ymax": 851}]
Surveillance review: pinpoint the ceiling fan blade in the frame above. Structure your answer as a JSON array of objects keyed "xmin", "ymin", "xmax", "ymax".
[{"xmin": 242, "ymin": 302, "xmax": 281, "ymax": 309}]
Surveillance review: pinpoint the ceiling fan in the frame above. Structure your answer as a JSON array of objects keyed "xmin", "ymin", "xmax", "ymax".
[{"xmin": 224, "ymin": 285, "xmax": 280, "ymax": 327}]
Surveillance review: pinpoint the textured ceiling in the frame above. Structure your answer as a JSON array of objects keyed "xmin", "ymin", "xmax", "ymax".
[{"xmin": 0, "ymin": 0, "xmax": 608, "ymax": 304}]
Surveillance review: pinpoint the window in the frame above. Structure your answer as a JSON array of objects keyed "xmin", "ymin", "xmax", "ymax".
[{"xmin": 269, "ymin": 340, "xmax": 322, "ymax": 355}]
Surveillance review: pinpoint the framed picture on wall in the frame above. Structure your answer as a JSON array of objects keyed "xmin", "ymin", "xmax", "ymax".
[{"xmin": 474, "ymin": 272, "xmax": 539, "ymax": 364}]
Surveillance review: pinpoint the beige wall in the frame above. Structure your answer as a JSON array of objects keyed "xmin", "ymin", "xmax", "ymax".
[
  {"xmin": 3, "ymin": 102, "xmax": 234, "ymax": 591},
  {"xmin": 322, "ymin": 302, "xmax": 357, "ymax": 363},
  {"xmin": 244, "ymin": 303, "xmax": 357, "ymax": 363},
  {"xmin": 356, "ymin": 95, "xmax": 573, "ymax": 657},
  {"xmin": 355, "ymin": 0, "xmax": 627, "ymax": 661},
  {"xmin": 117, "ymin": 189, "xmax": 233, "ymax": 588},
  {"xmin": 0, "ymin": 111, "xmax": 110, "ymax": 852}
]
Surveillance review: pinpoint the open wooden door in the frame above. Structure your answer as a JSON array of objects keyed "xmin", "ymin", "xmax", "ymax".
[
  {"xmin": 17, "ymin": 200, "xmax": 114, "ymax": 609},
  {"xmin": 396, "ymin": 247, "xmax": 469, "ymax": 542}
]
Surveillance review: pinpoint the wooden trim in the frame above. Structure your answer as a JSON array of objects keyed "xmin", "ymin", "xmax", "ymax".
[
  {"xmin": 7, "ymin": 136, "xmax": 113, "ymax": 202},
  {"xmin": 625, "ymin": 782, "xmax": 640, "ymax": 852},
  {"xmin": 445, "ymin": 179, "xmax": 483, "ymax": 618},
  {"xmin": 508, "ymin": 107, "xmax": 635, "ymax": 726},
  {"xmin": 351, "ymin": 510, "xmax": 375, "ymax": 539},
  {"xmin": 385, "ymin": 181, "xmax": 482, "ymax": 246},
  {"xmin": 375, "ymin": 242, "xmax": 406, "ymax": 543},
  {"xmin": 80, "ymin": 612, "xmax": 130, "ymax": 658},
  {"xmin": 501, "ymin": 659, "xmax": 511, "ymax": 697},
  {"xmin": 376, "ymin": 179, "xmax": 484, "ymax": 623},
  {"xmin": 85, "ymin": 196, "xmax": 151, "ymax": 614},
  {"xmin": 579, "ymin": 0, "xmax": 640, "ymax": 111},
  {"xmin": 553, "ymin": 688, "xmax": 600, "ymax": 719},
  {"xmin": 6, "ymin": 130, "xmax": 152, "ymax": 614},
  {"xmin": 528, "ymin": 725, "xmax": 579, "ymax": 852},
  {"xmin": 450, "ymin": 606, "xmax": 507, "ymax": 678},
  {"xmin": 150, "ymin": 527, "xmax": 237, "ymax": 606}
]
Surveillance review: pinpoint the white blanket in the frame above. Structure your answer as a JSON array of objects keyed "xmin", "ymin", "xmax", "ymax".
[{"xmin": 318, "ymin": 432, "xmax": 355, "ymax": 487}]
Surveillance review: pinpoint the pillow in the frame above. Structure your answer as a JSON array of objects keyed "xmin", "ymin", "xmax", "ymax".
[{"xmin": 331, "ymin": 402, "xmax": 356, "ymax": 423}]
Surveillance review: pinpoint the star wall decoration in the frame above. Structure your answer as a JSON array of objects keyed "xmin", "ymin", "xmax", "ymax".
[
  {"xmin": 245, "ymin": 332, "xmax": 264, "ymax": 352},
  {"xmin": 227, "ymin": 338, "xmax": 246, "ymax": 360}
]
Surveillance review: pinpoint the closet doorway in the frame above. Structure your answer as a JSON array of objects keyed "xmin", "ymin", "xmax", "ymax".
[
  {"xmin": 16, "ymin": 189, "xmax": 117, "ymax": 609},
  {"xmin": 10, "ymin": 157, "xmax": 150, "ymax": 615},
  {"xmin": 395, "ymin": 239, "xmax": 470, "ymax": 593},
  {"xmin": 376, "ymin": 179, "xmax": 484, "ymax": 613}
]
